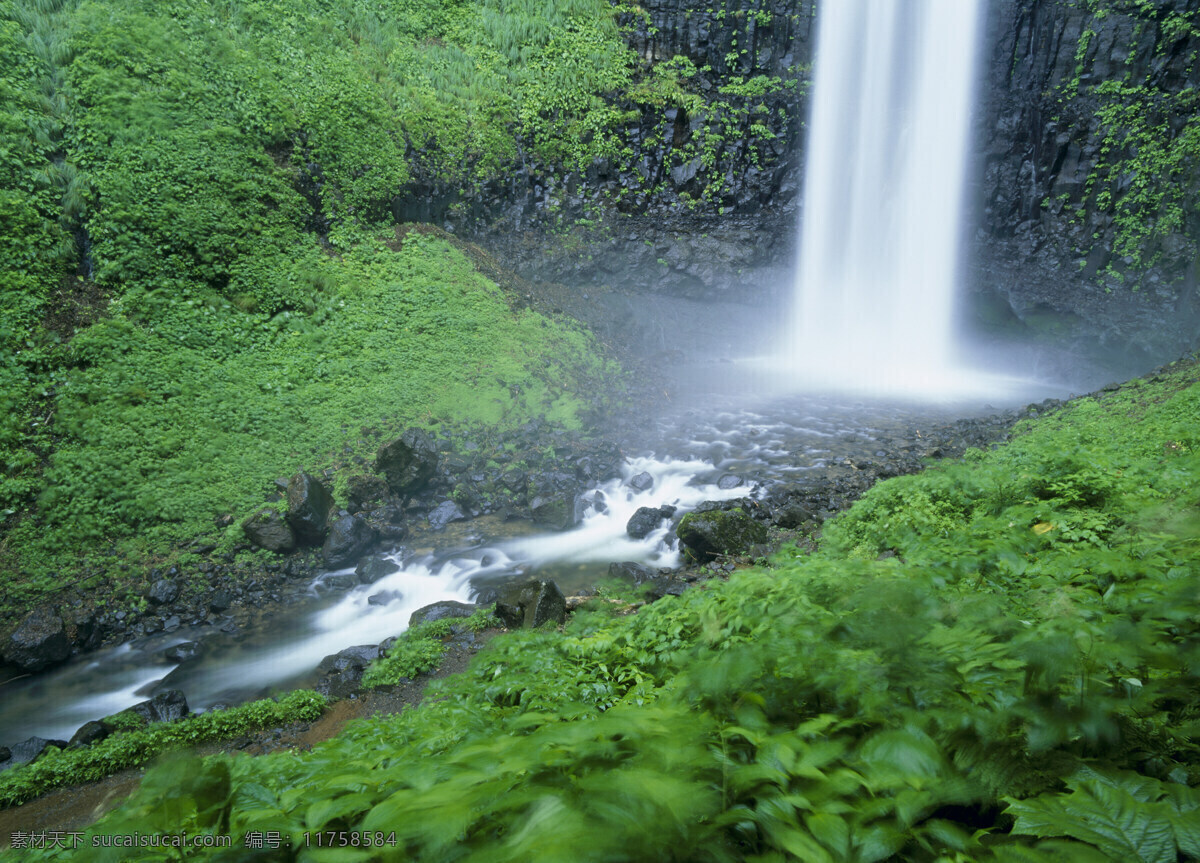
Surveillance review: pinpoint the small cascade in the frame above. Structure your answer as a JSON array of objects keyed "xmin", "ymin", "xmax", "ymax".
[{"xmin": 787, "ymin": 0, "xmax": 985, "ymax": 396}]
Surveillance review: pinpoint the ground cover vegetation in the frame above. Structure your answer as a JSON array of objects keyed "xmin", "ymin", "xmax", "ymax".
[
  {"xmin": 0, "ymin": 0, "xmax": 795, "ymax": 618},
  {"xmin": 0, "ymin": 691, "xmax": 327, "ymax": 809},
  {"xmin": 8, "ymin": 359, "xmax": 1198, "ymax": 861}
]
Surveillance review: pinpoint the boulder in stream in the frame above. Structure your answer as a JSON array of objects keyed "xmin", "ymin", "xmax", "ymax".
[
  {"xmin": 123, "ymin": 689, "xmax": 190, "ymax": 725},
  {"xmin": 626, "ymin": 504, "xmax": 677, "ymax": 540},
  {"xmin": 428, "ymin": 500, "xmax": 466, "ymax": 530},
  {"xmin": 356, "ymin": 555, "xmax": 401, "ymax": 584},
  {"xmin": 526, "ymin": 472, "xmax": 581, "ymax": 531},
  {"xmin": 316, "ymin": 645, "xmax": 380, "ymax": 698},
  {"xmin": 3, "ymin": 605, "xmax": 71, "ymax": 673}
]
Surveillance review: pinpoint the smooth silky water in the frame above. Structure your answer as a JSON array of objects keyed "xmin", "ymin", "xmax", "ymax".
[{"xmin": 0, "ymin": 0, "xmax": 1077, "ymax": 749}]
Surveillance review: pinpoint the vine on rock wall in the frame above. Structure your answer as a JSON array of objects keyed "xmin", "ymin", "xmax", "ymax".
[{"xmin": 1062, "ymin": 1, "xmax": 1200, "ymax": 285}]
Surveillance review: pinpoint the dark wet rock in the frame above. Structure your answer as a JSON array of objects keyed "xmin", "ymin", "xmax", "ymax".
[
  {"xmin": 355, "ymin": 555, "xmax": 401, "ymax": 584},
  {"xmin": 324, "ymin": 514, "xmax": 377, "ymax": 568},
  {"xmin": 1, "ymin": 737, "xmax": 67, "ymax": 772},
  {"xmin": 626, "ymin": 505, "xmax": 676, "ymax": 540},
  {"xmin": 641, "ymin": 578, "xmax": 691, "ymax": 602},
  {"xmin": 316, "ymin": 645, "xmax": 380, "ymax": 698},
  {"xmin": 323, "ymin": 573, "xmax": 359, "ymax": 591},
  {"xmin": 162, "ymin": 641, "xmax": 201, "ymax": 663},
  {"xmin": 495, "ymin": 579, "xmax": 567, "ymax": 629},
  {"xmin": 367, "ymin": 591, "xmax": 403, "ymax": 607},
  {"xmin": 376, "ymin": 428, "xmax": 439, "ymax": 495},
  {"xmin": 209, "ymin": 590, "xmax": 233, "ymax": 612},
  {"xmin": 148, "ymin": 579, "xmax": 179, "ymax": 605},
  {"xmin": 527, "ymin": 472, "xmax": 581, "ymax": 530},
  {"xmin": 717, "ymin": 474, "xmax": 743, "ymax": 490},
  {"xmin": 676, "ymin": 507, "xmax": 769, "ymax": 561},
  {"xmin": 772, "ymin": 501, "xmax": 816, "ymax": 529},
  {"xmin": 125, "ymin": 689, "xmax": 190, "ymax": 725},
  {"xmin": 344, "ymin": 472, "xmax": 390, "ymax": 513},
  {"xmin": 69, "ymin": 720, "xmax": 109, "ymax": 748},
  {"xmin": 608, "ymin": 561, "xmax": 657, "ymax": 584},
  {"xmin": 162, "ymin": 615, "xmax": 181, "ymax": 633},
  {"xmin": 363, "ymin": 503, "xmax": 408, "ymax": 542},
  {"xmin": 0, "ymin": 746, "xmax": 8, "ymax": 763},
  {"xmin": 242, "ymin": 508, "xmax": 296, "ymax": 554},
  {"xmin": 409, "ymin": 600, "xmax": 477, "ymax": 628},
  {"xmin": 629, "ymin": 471, "xmax": 654, "ymax": 492},
  {"xmin": 3, "ymin": 606, "xmax": 70, "ymax": 673},
  {"xmin": 428, "ymin": 500, "xmax": 467, "ymax": 530},
  {"xmin": 286, "ymin": 470, "xmax": 334, "ymax": 545}
]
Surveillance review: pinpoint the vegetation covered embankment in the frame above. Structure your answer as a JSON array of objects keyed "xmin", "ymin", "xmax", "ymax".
[
  {"xmin": 3, "ymin": 0, "xmax": 753, "ymax": 620},
  {"xmin": 9, "ymin": 358, "xmax": 1197, "ymax": 861}
]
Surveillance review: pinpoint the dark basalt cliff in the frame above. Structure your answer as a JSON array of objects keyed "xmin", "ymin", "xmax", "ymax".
[
  {"xmin": 464, "ymin": 0, "xmax": 1199, "ymax": 365},
  {"xmin": 972, "ymin": 0, "xmax": 1200, "ymax": 365}
]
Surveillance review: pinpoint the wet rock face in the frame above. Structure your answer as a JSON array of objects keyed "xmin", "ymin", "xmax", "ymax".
[
  {"xmin": 3, "ymin": 606, "xmax": 71, "ymax": 673},
  {"xmin": 324, "ymin": 515, "xmax": 377, "ymax": 568},
  {"xmin": 971, "ymin": 0, "xmax": 1200, "ymax": 364}
]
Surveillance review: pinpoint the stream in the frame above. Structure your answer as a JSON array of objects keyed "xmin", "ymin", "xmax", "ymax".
[{"xmin": 0, "ymin": 356, "xmax": 1068, "ymax": 749}]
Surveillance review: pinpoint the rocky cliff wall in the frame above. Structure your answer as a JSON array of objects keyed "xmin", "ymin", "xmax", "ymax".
[
  {"xmin": 467, "ymin": 1, "xmax": 1200, "ymax": 365},
  {"xmin": 972, "ymin": 0, "xmax": 1200, "ymax": 366}
]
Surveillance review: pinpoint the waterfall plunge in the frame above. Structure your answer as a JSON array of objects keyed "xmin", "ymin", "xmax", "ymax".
[{"xmin": 786, "ymin": 0, "xmax": 988, "ymax": 397}]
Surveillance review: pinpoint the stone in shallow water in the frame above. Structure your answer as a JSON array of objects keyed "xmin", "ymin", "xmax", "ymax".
[
  {"xmin": 717, "ymin": 474, "xmax": 743, "ymax": 490},
  {"xmin": 628, "ymin": 471, "xmax": 654, "ymax": 492}
]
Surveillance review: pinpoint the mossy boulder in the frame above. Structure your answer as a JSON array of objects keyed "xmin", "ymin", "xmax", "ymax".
[{"xmin": 676, "ymin": 507, "xmax": 769, "ymax": 562}]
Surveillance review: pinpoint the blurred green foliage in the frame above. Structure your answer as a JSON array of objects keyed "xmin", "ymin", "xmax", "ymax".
[{"xmin": 14, "ymin": 361, "xmax": 1199, "ymax": 861}]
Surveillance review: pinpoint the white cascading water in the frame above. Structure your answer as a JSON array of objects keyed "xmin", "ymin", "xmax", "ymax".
[{"xmin": 786, "ymin": 0, "xmax": 986, "ymax": 396}]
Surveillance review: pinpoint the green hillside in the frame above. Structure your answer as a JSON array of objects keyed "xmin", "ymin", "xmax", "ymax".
[{"xmin": 0, "ymin": 0, "xmax": 666, "ymax": 609}]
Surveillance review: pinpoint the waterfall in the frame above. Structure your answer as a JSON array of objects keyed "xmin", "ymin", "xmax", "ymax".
[{"xmin": 787, "ymin": 0, "xmax": 984, "ymax": 395}]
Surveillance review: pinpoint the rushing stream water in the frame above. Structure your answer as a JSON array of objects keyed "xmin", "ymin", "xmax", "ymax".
[{"xmin": 0, "ymin": 375, "xmax": 1062, "ymax": 749}]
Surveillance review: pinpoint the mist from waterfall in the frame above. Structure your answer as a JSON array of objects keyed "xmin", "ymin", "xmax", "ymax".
[{"xmin": 786, "ymin": 0, "xmax": 988, "ymax": 397}]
